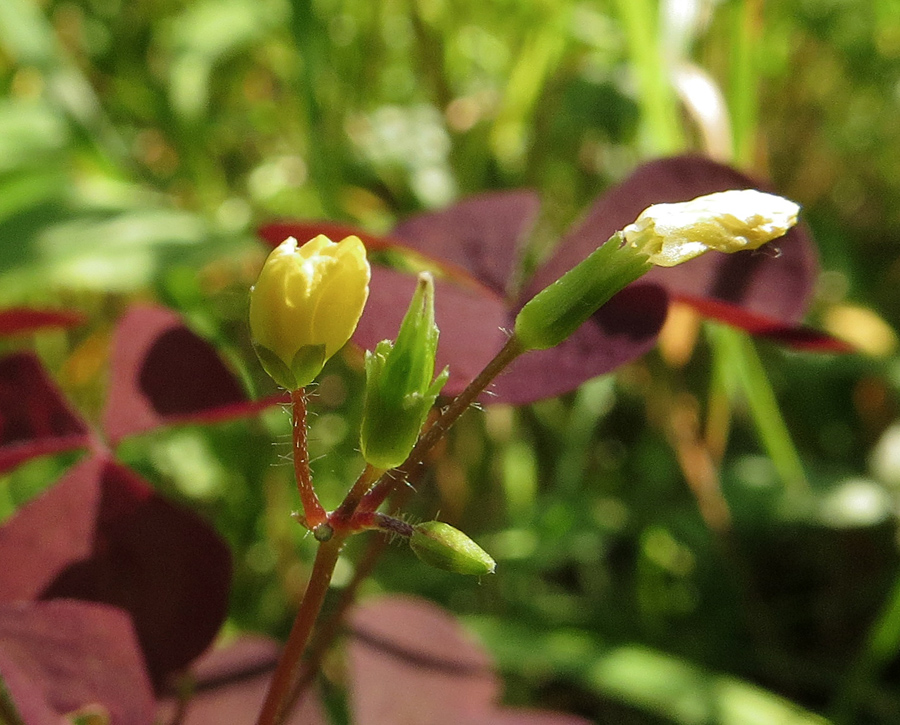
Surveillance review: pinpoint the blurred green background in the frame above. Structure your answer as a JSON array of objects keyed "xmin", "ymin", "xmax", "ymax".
[{"xmin": 3, "ymin": 0, "xmax": 900, "ymax": 722}]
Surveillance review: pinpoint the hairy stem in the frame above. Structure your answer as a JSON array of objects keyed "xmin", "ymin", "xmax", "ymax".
[
  {"xmin": 291, "ymin": 388, "xmax": 327, "ymax": 528},
  {"xmin": 280, "ymin": 485, "xmax": 417, "ymax": 716},
  {"xmin": 329, "ymin": 463, "xmax": 385, "ymax": 528},
  {"xmin": 259, "ymin": 336, "xmax": 524, "ymax": 722}
]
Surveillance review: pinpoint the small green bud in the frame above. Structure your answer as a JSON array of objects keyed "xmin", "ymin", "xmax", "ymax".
[
  {"xmin": 360, "ymin": 273, "xmax": 449, "ymax": 469},
  {"xmin": 409, "ymin": 521, "xmax": 496, "ymax": 576},
  {"xmin": 514, "ymin": 233, "xmax": 651, "ymax": 351}
]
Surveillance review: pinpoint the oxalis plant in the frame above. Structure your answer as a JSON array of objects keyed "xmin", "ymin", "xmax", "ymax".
[{"xmin": 248, "ymin": 188, "xmax": 801, "ymax": 725}]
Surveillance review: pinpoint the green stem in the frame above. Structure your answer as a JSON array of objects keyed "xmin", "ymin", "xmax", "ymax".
[
  {"xmin": 711, "ymin": 325, "xmax": 809, "ymax": 493},
  {"xmin": 614, "ymin": 0, "xmax": 685, "ymax": 154},
  {"xmin": 255, "ymin": 537, "xmax": 344, "ymax": 725},
  {"xmin": 286, "ymin": 0, "xmax": 342, "ymax": 217},
  {"xmin": 727, "ymin": 0, "xmax": 763, "ymax": 168},
  {"xmin": 831, "ymin": 569, "xmax": 900, "ymax": 723}
]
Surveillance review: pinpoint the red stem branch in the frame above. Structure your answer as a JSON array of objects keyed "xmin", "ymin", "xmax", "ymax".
[
  {"xmin": 291, "ymin": 388, "xmax": 327, "ymax": 529},
  {"xmin": 254, "ymin": 536, "xmax": 344, "ymax": 725},
  {"xmin": 257, "ymin": 336, "xmax": 524, "ymax": 723}
]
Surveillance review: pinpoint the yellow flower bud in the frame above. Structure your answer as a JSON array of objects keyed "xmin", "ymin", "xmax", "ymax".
[
  {"xmin": 249, "ymin": 235, "xmax": 370, "ymax": 389},
  {"xmin": 622, "ymin": 189, "xmax": 800, "ymax": 267}
]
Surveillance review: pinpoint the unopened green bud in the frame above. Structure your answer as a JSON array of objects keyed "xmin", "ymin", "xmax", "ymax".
[
  {"xmin": 360, "ymin": 273, "xmax": 449, "ymax": 469},
  {"xmin": 514, "ymin": 232, "xmax": 651, "ymax": 351},
  {"xmin": 410, "ymin": 521, "xmax": 496, "ymax": 575}
]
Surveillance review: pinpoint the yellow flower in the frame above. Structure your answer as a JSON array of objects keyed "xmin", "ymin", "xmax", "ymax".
[
  {"xmin": 249, "ymin": 234, "xmax": 370, "ymax": 389},
  {"xmin": 622, "ymin": 189, "xmax": 800, "ymax": 267}
]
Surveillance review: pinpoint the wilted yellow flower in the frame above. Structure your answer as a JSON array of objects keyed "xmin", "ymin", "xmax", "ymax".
[
  {"xmin": 622, "ymin": 189, "xmax": 800, "ymax": 267},
  {"xmin": 249, "ymin": 235, "xmax": 370, "ymax": 389},
  {"xmin": 514, "ymin": 188, "xmax": 800, "ymax": 352}
]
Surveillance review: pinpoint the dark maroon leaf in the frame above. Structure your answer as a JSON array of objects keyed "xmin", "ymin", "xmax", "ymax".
[
  {"xmin": 102, "ymin": 305, "xmax": 281, "ymax": 445},
  {"xmin": 0, "ymin": 352, "xmax": 93, "ymax": 475},
  {"xmin": 391, "ymin": 190, "xmax": 541, "ymax": 297},
  {"xmin": 528, "ymin": 155, "xmax": 818, "ymax": 325},
  {"xmin": 260, "ymin": 222, "xmax": 515, "ymax": 397},
  {"xmin": 155, "ymin": 637, "xmax": 326, "ymax": 725},
  {"xmin": 348, "ymin": 596, "xmax": 590, "ymax": 725},
  {"xmin": 0, "ymin": 600, "xmax": 155, "ymax": 725},
  {"xmin": 0, "ymin": 649, "xmax": 60, "ymax": 725},
  {"xmin": 355, "ymin": 253, "xmax": 663, "ymax": 405},
  {"xmin": 264, "ymin": 192, "xmax": 539, "ymax": 296},
  {"xmin": 348, "ymin": 595, "xmax": 499, "ymax": 724},
  {"xmin": 0, "ymin": 454, "xmax": 232, "ymax": 692},
  {"xmin": 0, "ymin": 308, "xmax": 85, "ymax": 337}
]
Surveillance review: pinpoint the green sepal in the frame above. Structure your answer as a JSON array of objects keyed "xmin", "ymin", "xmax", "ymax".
[
  {"xmin": 360, "ymin": 273, "xmax": 447, "ymax": 469},
  {"xmin": 514, "ymin": 232, "xmax": 652, "ymax": 351},
  {"xmin": 252, "ymin": 342, "xmax": 327, "ymax": 390},
  {"xmin": 410, "ymin": 521, "xmax": 496, "ymax": 575},
  {"xmin": 253, "ymin": 342, "xmax": 297, "ymax": 390},
  {"xmin": 290, "ymin": 344, "xmax": 327, "ymax": 388}
]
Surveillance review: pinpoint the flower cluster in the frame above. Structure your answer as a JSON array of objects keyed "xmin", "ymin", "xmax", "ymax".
[{"xmin": 249, "ymin": 182, "xmax": 804, "ymax": 577}]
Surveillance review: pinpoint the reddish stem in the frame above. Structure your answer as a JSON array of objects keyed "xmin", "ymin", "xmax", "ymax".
[
  {"xmin": 347, "ymin": 510, "xmax": 415, "ymax": 537},
  {"xmin": 254, "ymin": 536, "xmax": 344, "ymax": 725},
  {"xmin": 257, "ymin": 337, "xmax": 524, "ymax": 723},
  {"xmin": 329, "ymin": 463, "xmax": 384, "ymax": 529},
  {"xmin": 279, "ymin": 485, "xmax": 417, "ymax": 716},
  {"xmin": 291, "ymin": 388, "xmax": 327, "ymax": 529}
]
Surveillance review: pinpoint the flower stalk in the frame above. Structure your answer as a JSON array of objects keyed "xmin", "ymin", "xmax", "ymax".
[
  {"xmin": 290, "ymin": 389, "xmax": 326, "ymax": 530},
  {"xmin": 254, "ymin": 536, "xmax": 344, "ymax": 725}
]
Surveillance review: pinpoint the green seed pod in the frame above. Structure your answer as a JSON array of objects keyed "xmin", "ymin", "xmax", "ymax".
[{"xmin": 410, "ymin": 521, "xmax": 496, "ymax": 576}]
